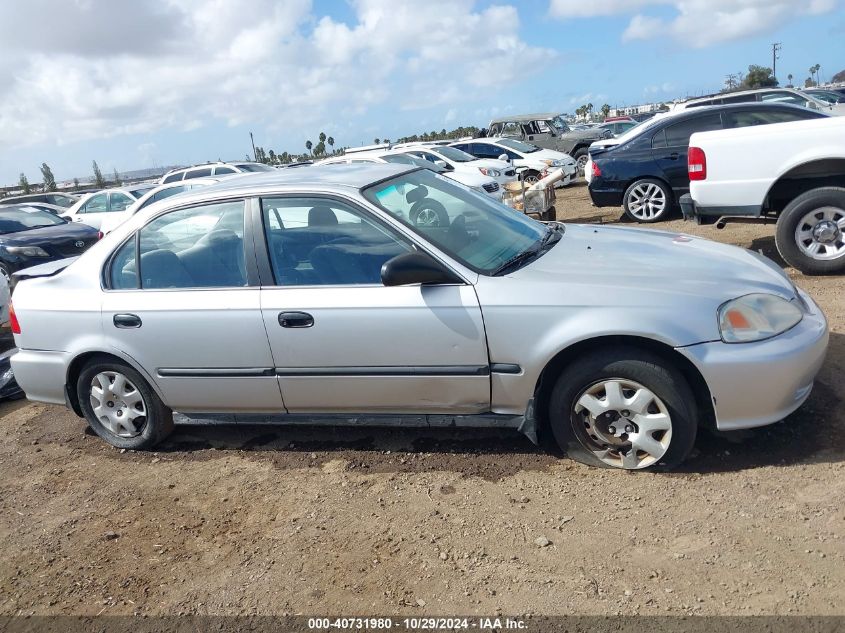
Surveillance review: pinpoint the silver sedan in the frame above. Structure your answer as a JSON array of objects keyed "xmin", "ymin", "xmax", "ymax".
[{"xmin": 9, "ymin": 164, "xmax": 828, "ymax": 470}]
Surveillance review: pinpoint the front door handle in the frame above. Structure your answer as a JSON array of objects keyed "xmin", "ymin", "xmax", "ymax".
[
  {"xmin": 278, "ymin": 311, "xmax": 314, "ymax": 328},
  {"xmin": 113, "ymin": 313, "xmax": 142, "ymax": 328}
]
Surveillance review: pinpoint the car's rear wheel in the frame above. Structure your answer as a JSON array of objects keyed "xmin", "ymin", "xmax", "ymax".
[
  {"xmin": 623, "ymin": 178, "xmax": 672, "ymax": 223},
  {"xmin": 548, "ymin": 348, "xmax": 697, "ymax": 470},
  {"xmin": 77, "ymin": 358, "xmax": 173, "ymax": 450},
  {"xmin": 573, "ymin": 148, "xmax": 589, "ymax": 177},
  {"xmin": 409, "ymin": 200, "xmax": 449, "ymax": 227},
  {"xmin": 776, "ymin": 187, "xmax": 845, "ymax": 274}
]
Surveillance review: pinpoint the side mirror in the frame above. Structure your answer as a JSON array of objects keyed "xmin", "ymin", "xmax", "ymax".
[
  {"xmin": 498, "ymin": 153, "xmax": 510, "ymax": 162},
  {"xmin": 434, "ymin": 160, "xmax": 448, "ymax": 168},
  {"xmin": 381, "ymin": 252, "xmax": 463, "ymax": 286}
]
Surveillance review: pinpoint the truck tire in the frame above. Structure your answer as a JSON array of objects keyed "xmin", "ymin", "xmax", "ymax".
[
  {"xmin": 573, "ymin": 148, "xmax": 589, "ymax": 177},
  {"xmin": 775, "ymin": 187, "xmax": 845, "ymax": 275}
]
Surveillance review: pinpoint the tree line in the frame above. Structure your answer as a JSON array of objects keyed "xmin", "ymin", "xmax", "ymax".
[{"xmin": 7, "ymin": 159, "xmax": 118, "ymax": 197}]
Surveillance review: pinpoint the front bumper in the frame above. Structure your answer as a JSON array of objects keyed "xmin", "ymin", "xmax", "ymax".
[{"xmin": 677, "ymin": 290, "xmax": 829, "ymax": 431}]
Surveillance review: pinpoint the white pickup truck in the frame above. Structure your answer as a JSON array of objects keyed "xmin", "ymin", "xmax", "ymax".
[{"xmin": 681, "ymin": 116, "xmax": 845, "ymax": 274}]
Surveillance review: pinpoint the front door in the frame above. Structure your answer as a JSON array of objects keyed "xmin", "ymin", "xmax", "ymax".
[
  {"xmin": 101, "ymin": 199, "xmax": 284, "ymax": 413},
  {"xmin": 257, "ymin": 196, "xmax": 491, "ymax": 414}
]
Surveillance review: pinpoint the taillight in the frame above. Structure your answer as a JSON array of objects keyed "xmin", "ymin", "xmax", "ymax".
[
  {"xmin": 9, "ymin": 301, "xmax": 21, "ymax": 335},
  {"xmin": 591, "ymin": 161, "xmax": 601, "ymax": 178},
  {"xmin": 97, "ymin": 231, "xmax": 104, "ymax": 240},
  {"xmin": 688, "ymin": 146, "xmax": 707, "ymax": 180}
]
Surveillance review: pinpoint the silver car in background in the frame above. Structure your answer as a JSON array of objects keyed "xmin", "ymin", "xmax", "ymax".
[{"xmin": 9, "ymin": 165, "xmax": 828, "ymax": 470}]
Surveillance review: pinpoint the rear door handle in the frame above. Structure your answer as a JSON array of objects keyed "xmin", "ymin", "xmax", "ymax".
[
  {"xmin": 278, "ymin": 311, "xmax": 314, "ymax": 328},
  {"xmin": 113, "ymin": 313, "xmax": 142, "ymax": 328},
  {"xmin": 664, "ymin": 152, "xmax": 680, "ymax": 160}
]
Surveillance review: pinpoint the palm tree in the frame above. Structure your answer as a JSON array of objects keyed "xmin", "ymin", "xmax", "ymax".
[
  {"xmin": 305, "ymin": 140, "xmax": 313, "ymax": 155},
  {"xmin": 374, "ymin": 138, "xmax": 380, "ymax": 144},
  {"xmin": 787, "ymin": 73, "xmax": 793, "ymax": 87},
  {"xmin": 327, "ymin": 136, "xmax": 335, "ymax": 153},
  {"xmin": 319, "ymin": 132, "xmax": 327, "ymax": 144},
  {"xmin": 601, "ymin": 104, "xmax": 611, "ymax": 119},
  {"xmin": 814, "ymin": 64, "xmax": 822, "ymax": 84}
]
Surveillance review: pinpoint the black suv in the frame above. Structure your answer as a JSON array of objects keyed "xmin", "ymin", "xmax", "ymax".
[{"xmin": 588, "ymin": 103, "xmax": 827, "ymax": 223}]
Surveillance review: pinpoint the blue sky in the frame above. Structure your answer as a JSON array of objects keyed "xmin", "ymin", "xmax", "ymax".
[{"xmin": 1, "ymin": 0, "xmax": 843, "ymax": 185}]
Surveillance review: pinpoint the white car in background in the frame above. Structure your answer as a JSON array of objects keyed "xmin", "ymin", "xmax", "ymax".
[
  {"xmin": 98, "ymin": 178, "xmax": 223, "ymax": 234},
  {"xmin": 316, "ymin": 151, "xmax": 504, "ymax": 199},
  {"xmin": 449, "ymin": 137, "xmax": 577, "ymax": 186},
  {"xmin": 62, "ymin": 185, "xmax": 156, "ymax": 230},
  {"xmin": 396, "ymin": 144, "xmax": 517, "ymax": 188},
  {"xmin": 159, "ymin": 161, "xmax": 274, "ymax": 184}
]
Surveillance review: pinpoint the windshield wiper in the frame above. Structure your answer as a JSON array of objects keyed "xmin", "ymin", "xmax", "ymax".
[{"xmin": 492, "ymin": 224, "xmax": 562, "ymax": 276}]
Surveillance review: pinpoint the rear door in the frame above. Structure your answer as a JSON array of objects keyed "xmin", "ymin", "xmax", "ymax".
[
  {"xmin": 257, "ymin": 195, "xmax": 490, "ymax": 414},
  {"xmin": 652, "ymin": 113, "xmax": 723, "ymax": 195},
  {"xmin": 101, "ymin": 199, "xmax": 284, "ymax": 413},
  {"xmin": 71, "ymin": 193, "xmax": 109, "ymax": 229}
]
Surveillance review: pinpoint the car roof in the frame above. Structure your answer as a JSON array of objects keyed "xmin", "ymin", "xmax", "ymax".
[
  {"xmin": 664, "ymin": 101, "xmax": 822, "ymax": 119},
  {"xmin": 168, "ymin": 163, "xmax": 414, "ymax": 200},
  {"xmin": 489, "ymin": 113, "xmax": 561, "ymax": 123}
]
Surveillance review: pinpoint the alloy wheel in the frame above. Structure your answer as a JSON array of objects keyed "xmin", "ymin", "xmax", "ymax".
[
  {"xmin": 414, "ymin": 207, "xmax": 442, "ymax": 227},
  {"xmin": 89, "ymin": 371, "xmax": 147, "ymax": 438},
  {"xmin": 576, "ymin": 155, "xmax": 589, "ymax": 176},
  {"xmin": 627, "ymin": 183, "xmax": 667, "ymax": 221},
  {"xmin": 794, "ymin": 206, "xmax": 845, "ymax": 260},
  {"xmin": 572, "ymin": 378, "xmax": 672, "ymax": 469}
]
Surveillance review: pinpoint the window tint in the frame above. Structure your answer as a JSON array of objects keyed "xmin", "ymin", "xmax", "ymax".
[
  {"xmin": 47, "ymin": 194, "xmax": 75, "ymax": 207},
  {"xmin": 760, "ymin": 92, "xmax": 808, "ymax": 107},
  {"xmin": 664, "ymin": 114, "xmax": 722, "ymax": 147},
  {"xmin": 184, "ymin": 167, "xmax": 213, "ymax": 180},
  {"xmin": 726, "ymin": 109, "xmax": 817, "ymax": 128},
  {"xmin": 651, "ymin": 129, "xmax": 667, "ymax": 149},
  {"xmin": 109, "ymin": 193, "xmax": 134, "ymax": 212},
  {"xmin": 137, "ymin": 201, "xmax": 246, "ymax": 289},
  {"xmin": 162, "ymin": 173, "xmax": 183, "ymax": 184},
  {"xmin": 213, "ymin": 166, "xmax": 236, "ymax": 175},
  {"xmin": 261, "ymin": 198, "xmax": 410, "ymax": 286},
  {"xmin": 81, "ymin": 193, "xmax": 108, "ymax": 213},
  {"xmin": 109, "ymin": 237, "xmax": 138, "ymax": 289},
  {"xmin": 721, "ymin": 93, "xmax": 757, "ymax": 104},
  {"xmin": 468, "ymin": 143, "xmax": 500, "ymax": 159}
]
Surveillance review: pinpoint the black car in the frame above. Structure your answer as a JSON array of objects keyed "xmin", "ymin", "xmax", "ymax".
[
  {"xmin": 0, "ymin": 206, "xmax": 100, "ymax": 282},
  {"xmin": 588, "ymin": 103, "xmax": 827, "ymax": 223}
]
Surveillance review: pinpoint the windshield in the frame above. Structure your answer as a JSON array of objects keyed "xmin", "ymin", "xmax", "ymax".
[
  {"xmin": 808, "ymin": 91, "xmax": 842, "ymax": 104},
  {"xmin": 234, "ymin": 163, "xmax": 274, "ymax": 172},
  {"xmin": 550, "ymin": 116, "xmax": 569, "ymax": 132},
  {"xmin": 362, "ymin": 169, "xmax": 548, "ymax": 274},
  {"xmin": 613, "ymin": 115, "xmax": 665, "ymax": 144},
  {"xmin": 0, "ymin": 208, "xmax": 66, "ymax": 234},
  {"xmin": 382, "ymin": 153, "xmax": 447, "ymax": 173},
  {"xmin": 496, "ymin": 138, "xmax": 541, "ymax": 154},
  {"xmin": 128, "ymin": 185, "xmax": 155, "ymax": 198},
  {"xmin": 431, "ymin": 146, "xmax": 476, "ymax": 162}
]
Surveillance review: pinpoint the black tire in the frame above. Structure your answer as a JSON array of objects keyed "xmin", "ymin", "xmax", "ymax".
[
  {"xmin": 573, "ymin": 148, "xmax": 589, "ymax": 177},
  {"xmin": 623, "ymin": 178, "xmax": 673, "ymax": 223},
  {"xmin": 409, "ymin": 200, "xmax": 449, "ymax": 227},
  {"xmin": 520, "ymin": 170, "xmax": 541, "ymax": 185},
  {"xmin": 775, "ymin": 187, "xmax": 845, "ymax": 275},
  {"xmin": 77, "ymin": 357, "xmax": 173, "ymax": 450},
  {"xmin": 547, "ymin": 347, "xmax": 697, "ymax": 471}
]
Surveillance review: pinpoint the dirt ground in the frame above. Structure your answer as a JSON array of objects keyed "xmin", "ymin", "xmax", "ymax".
[{"xmin": 0, "ymin": 181, "xmax": 843, "ymax": 618}]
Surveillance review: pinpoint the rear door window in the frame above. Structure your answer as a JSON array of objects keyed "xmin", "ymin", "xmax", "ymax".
[
  {"xmin": 213, "ymin": 166, "xmax": 236, "ymax": 175},
  {"xmin": 726, "ymin": 109, "xmax": 818, "ymax": 128},
  {"xmin": 663, "ymin": 114, "xmax": 723, "ymax": 147},
  {"xmin": 109, "ymin": 192, "xmax": 134, "ymax": 212},
  {"xmin": 162, "ymin": 173, "xmax": 183, "ymax": 184},
  {"xmin": 80, "ymin": 193, "xmax": 108, "ymax": 213},
  {"xmin": 184, "ymin": 168, "xmax": 213, "ymax": 180}
]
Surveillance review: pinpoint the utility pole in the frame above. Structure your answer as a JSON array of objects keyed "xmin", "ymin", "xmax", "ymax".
[
  {"xmin": 249, "ymin": 131, "xmax": 257, "ymax": 162},
  {"xmin": 772, "ymin": 42, "xmax": 782, "ymax": 81}
]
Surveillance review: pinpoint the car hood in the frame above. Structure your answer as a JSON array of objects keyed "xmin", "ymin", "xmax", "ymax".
[
  {"xmin": 514, "ymin": 224, "xmax": 796, "ymax": 302},
  {"xmin": 0, "ymin": 222, "xmax": 98, "ymax": 246},
  {"xmin": 564, "ymin": 128, "xmax": 610, "ymax": 141},
  {"xmin": 523, "ymin": 148, "xmax": 575, "ymax": 163}
]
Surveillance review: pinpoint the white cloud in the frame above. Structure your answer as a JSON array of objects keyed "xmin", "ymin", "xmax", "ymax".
[
  {"xmin": 550, "ymin": 0, "xmax": 839, "ymax": 47},
  {"xmin": 0, "ymin": 0, "xmax": 553, "ymax": 149}
]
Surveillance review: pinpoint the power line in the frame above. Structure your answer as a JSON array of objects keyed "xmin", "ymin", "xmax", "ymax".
[{"xmin": 772, "ymin": 42, "xmax": 782, "ymax": 81}]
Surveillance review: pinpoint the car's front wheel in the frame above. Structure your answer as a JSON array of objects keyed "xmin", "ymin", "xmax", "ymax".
[
  {"xmin": 623, "ymin": 178, "xmax": 672, "ymax": 223},
  {"xmin": 548, "ymin": 348, "xmax": 697, "ymax": 470},
  {"xmin": 775, "ymin": 187, "xmax": 845, "ymax": 274},
  {"xmin": 77, "ymin": 357, "xmax": 173, "ymax": 450}
]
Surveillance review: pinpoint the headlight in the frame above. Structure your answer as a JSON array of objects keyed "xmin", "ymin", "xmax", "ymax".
[
  {"xmin": 6, "ymin": 246, "xmax": 50, "ymax": 257},
  {"xmin": 478, "ymin": 167, "xmax": 501, "ymax": 177},
  {"xmin": 718, "ymin": 294, "xmax": 803, "ymax": 343},
  {"xmin": 543, "ymin": 159, "xmax": 571, "ymax": 168}
]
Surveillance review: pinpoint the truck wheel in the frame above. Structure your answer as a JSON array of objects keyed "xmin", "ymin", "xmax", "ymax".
[
  {"xmin": 776, "ymin": 187, "xmax": 845, "ymax": 274},
  {"xmin": 573, "ymin": 148, "xmax": 589, "ymax": 177},
  {"xmin": 623, "ymin": 178, "xmax": 672, "ymax": 223}
]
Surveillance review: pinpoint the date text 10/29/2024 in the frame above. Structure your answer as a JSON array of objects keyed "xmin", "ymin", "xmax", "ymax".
[{"xmin": 308, "ymin": 617, "xmax": 527, "ymax": 630}]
